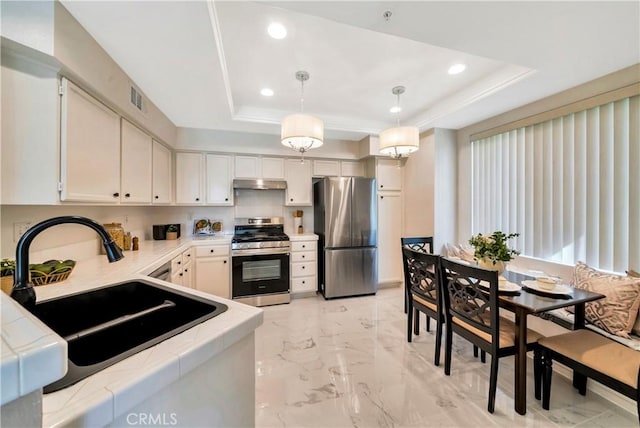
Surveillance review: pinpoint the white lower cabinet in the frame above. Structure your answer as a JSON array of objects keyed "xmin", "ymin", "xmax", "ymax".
[
  {"xmin": 195, "ymin": 244, "xmax": 230, "ymax": 298},
  {"xmin": 170, "ymin": 249, "xmax": 194, "ymax": 288},
  {"xmin": 290, "ymin": 239, "xmax": 317, "ymax": 296}
]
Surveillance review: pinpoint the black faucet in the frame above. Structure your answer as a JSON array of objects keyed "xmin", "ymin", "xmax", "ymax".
[{"xmin": 11, "ymin": 216, "xmax": 124, "ymax": 311}]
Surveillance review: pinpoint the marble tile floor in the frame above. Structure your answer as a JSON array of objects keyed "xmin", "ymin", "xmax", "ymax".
[{"xmin": 254, "ymin": 287, "xmax": 637, "ymax": 428}]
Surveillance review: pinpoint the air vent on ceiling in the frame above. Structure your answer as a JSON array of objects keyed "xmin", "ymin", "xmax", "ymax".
[{"xmin": 129, "ymin": 84, "xmax": 144, "ymax": 112}]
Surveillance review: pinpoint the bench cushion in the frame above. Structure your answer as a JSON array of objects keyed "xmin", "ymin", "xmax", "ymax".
[
  {"xmin": 539, "ymin": 329, "xmax": 640, "ymax": 389},
  {"xmin": 452, "ymin": 316, "xmax": 543, "ymax": 348}
]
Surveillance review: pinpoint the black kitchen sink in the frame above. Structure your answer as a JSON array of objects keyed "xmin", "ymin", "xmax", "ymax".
[{"xmin": 32, "ymin": 279, "xmax": 227, "ymax": 393}]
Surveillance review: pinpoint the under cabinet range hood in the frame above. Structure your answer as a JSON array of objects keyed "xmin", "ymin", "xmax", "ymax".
[{"xmin": 233, "ymin": 179, "xmax": 287, "ymax": 190}]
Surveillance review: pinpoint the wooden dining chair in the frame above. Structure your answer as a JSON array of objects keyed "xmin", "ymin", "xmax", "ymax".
[
  {"xmin": 402, "ymin": 248, "xmax": 443, "ymax": 366},
  {"xmin": 440, "ymin": 257, "xmax": 543, "ymax": 413},
  {"xmin": 401, "ymin": 236, "xmax": 434, "ymax": 254},
  {"xmin": 401, "ymin": 237, "xmax": 434, "ymax": 315}
]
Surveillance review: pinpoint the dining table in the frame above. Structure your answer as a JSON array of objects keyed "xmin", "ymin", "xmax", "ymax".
[{"xmin": 498, "ymin": 270, "xmax": 605, "ymax": 415}]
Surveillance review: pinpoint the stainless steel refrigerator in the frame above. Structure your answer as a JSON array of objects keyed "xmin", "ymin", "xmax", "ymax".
[{"xmin": 314, "ymin": 177, "xmax": 378, "ymax": 299}]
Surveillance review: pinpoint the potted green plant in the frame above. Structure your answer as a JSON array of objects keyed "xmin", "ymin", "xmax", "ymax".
[
  {"xmin": 166, "ymin": 224, "xmax": 179, "ymax": 240},
  {"xmin": 468, "ymin": 231, "xmax": 520, "ymax": 274}
]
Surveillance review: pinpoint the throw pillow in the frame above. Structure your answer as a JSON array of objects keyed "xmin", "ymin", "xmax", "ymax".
[
  {"xmin": 628, "ymin": 269, "xmax": 640, "ymax": 335},
  {"xmin": 571, "ymin": 262, "xmax": 640, "ymax": 338}
]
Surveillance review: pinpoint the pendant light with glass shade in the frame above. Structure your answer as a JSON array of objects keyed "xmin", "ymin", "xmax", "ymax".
[
  {"xmin": 281, "ymin": 71, "xmax": 323, "ymax": 162},
  {"xmin": 379, "ymin": 86, "xmax": 419, "ymax": 159}
]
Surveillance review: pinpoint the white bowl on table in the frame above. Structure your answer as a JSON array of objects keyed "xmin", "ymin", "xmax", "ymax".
[{"xmin": 536, "ymin": 276, "xmax": 557, "ymax": 291}]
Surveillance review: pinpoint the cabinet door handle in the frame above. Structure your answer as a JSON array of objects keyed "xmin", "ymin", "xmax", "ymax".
[
  {"xmin": 223, "ymin": 260, "xmax": 227, "ymax": 264},
  {"xmin": 302, "ymin": 255, "xmax": 305, "ymax": 258},
  {"xmin": 225, "ymin": 198, "xmax": 229, "ymax": 201},
  {"xmin": 177, "ymin": 261, "xmax": 181, "ymax": 265},
  {"xmin": 210, "ymin": 249, "xmax": 215, "ymax": 253},
  {"xmin": 290, "ymin": 198, "xmax": 294, "ymax": 202},
  {"xmin": 155, "ymin": 195, "xmax": 159, "ymax": 199},
  {"xmin": 302, "ymin": 266, "xmax": 305, "ymax": 269},
  {"xmin": 195, "ymin": 197, "xmax": 200, "ymax": 202},
  {"xmin": 179, "ymin": 273, "xmax": 183, "ymax": 276},
  {"xmin": 302, "ymin": 245, "xmax": 306, "ymax": 248},
  {"xmin": 184, "ymin": 268, "xmax": 188, "ymax": 273},
  {"xmin": 380, "ymin": 195, "xmax": 384, "ymax": 199},
  {"xmin": 380, "ymin": 184, "xmax": 384, "ymax": 188},
  {"xmin": 302, "ymin": 280, "xmax": 306, "ymax": 284},
  {"xmin": 113, "ymin": 192, "xmax": 120, "ymax": 197},
  {"xmin": 124, "ymin": 193, "xmax": 131, "ymax": 198}
]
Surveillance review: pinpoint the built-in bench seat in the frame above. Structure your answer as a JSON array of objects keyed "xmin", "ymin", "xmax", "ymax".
[
  {"xmin": 535, "ymin": 308, "xmax": 640, "ymax": 351},
  {"xmin": 538, "ymin": 329, "xmax": 640, "ymax": 421}
]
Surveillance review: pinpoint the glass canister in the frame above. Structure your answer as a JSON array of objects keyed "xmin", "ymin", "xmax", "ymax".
[{"xmin": 102, "ymin": 223, "xmax": 125, "ymax": 251}]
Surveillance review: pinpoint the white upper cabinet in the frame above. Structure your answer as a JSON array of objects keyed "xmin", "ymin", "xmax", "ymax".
[
  {"xmin": 152, "ymin": 140, "xmax": 172, "ymax": 204},
  {"xmin": 206, "ymin": 154, "xmax": 233, "ymax": 205},
  {"xmin": 312, "ymin": 160, "xmax": 340, "ymax": 177},
  {"xmin": 340, "ymin": 160, "xmax": 365, "ymax": 177},
  {"xmin": 175, "ymin": 152, "xmax": 204, "ymax": 204},
  {"xmin": 60, "ymin": 78, "xmax": 121, "ymax": 202},
  {"xmin": 234, "ymin": 156, "xmax": 260, "ymax": 179},
  {"xmin": 234, "ymin": 155, "xmax": 284, "ymax": 180},
  {"xmin": 376, "ymin": 158, "xmax": 403, "ymax": 191},
  {"xmin": 120, "ymin": 119, "xmax": 152, "ymax": 203},
  {"xmin": 285, "ymin": 159, "xmax": 312, "ymax": 206},
  {"xmin": 261, "ymin": 157, "xmax": 285, "ymax": 179}
]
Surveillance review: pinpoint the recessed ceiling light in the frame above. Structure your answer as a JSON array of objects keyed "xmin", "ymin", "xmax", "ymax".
[
  {"xmin": 390, "ymin": 106, "xmax": 402, "ymax": 113},
  {"xmin": 268, "ymin": 23, "xmax": 287, "ymax": 39},
  {"xmin": 261, "ymin": 88, "xmax": 274, "ymax": 97},
  {"xmin": 448, "ymin": 63, "xmax": 466, "ymax": 75}
]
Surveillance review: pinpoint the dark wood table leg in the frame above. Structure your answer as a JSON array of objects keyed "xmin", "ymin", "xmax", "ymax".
[
  {"xmin": 514, "ymin": 309, "xmax": 527, "ymax": 415},
  {"xmin": 572, "ymin": 303, "xmax": 587, "ymax": 390}
]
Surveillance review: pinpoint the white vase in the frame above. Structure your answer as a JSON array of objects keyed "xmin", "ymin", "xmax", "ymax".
[{"xmin": 477, "ymin": 258, "xmax": 506, "ymax": 275}]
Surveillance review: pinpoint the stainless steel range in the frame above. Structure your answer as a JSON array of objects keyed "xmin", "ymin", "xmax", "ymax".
[{"xmin": 231, "ymin": 217, "xmax": 290, "ymax": 306}]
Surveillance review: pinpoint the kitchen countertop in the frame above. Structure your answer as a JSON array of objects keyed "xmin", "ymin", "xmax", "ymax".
[
  {"xmin": 1, "ymin": 236, "xmax": 263, "ymax": 427},
  {"xmin": 288, "ymin": 233, "xmax": 318, "ymax": 241}
]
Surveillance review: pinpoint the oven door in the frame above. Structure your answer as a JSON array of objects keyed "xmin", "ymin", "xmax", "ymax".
[{"xmin": 232, "ymin": 252, "xmax": 290, "ymax": 298}]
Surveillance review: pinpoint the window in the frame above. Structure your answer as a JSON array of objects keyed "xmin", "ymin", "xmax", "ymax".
[{"xmin": 471, "ymin": 95, "xmax": 639, "ymax": 272}]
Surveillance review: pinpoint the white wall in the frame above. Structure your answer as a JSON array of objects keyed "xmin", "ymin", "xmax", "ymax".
[
  {"xmin": 403, "ymin": 128, "xmax": 457, "ymax": 253},
  {"xmin": 0, "ymin": 1, "xmax": 177, "ymax": 147},
  {"xmin": 1, "ymin": 55, "xmax": 60, "ymax": 205},
  {"xmin": 0, "ymin": 191, "xmax": 311, "ymax": 262},
  {"xmin": 432, "ymin": 128, "xmax": 457, "ymax": 252},
  {"xmin": 403, "ymin": 133, "xmax": 434, "ymax": 237},
  {"xmin": 0, "ymin": 1, "xmax": 54, "ymax": 56}
]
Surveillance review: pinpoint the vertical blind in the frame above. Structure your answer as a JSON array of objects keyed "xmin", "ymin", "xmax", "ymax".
[{"xmin": 471, "ymin": 95, "xmax": 639, "ymax": 272}]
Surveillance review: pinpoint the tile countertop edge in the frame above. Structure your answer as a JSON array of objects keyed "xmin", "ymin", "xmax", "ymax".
[
  {"xmin": 0, "ymin": 236, "xmax": 264, "ymax": 427},
  {"xmin": 288, "ymin": 233, "xmax": 319, "ymax": 241},
  {"xmin": 0, "ymin": 293, "xmax": 67, "ymax": 406}
]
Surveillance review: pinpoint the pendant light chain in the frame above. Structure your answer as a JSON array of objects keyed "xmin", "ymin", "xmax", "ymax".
[
  {"xmin": 378, "ymin": 85, "xmax": 419, "ymax": 160},
  {"xmin": 281, "ymin": 70, "xmax": 324, "ymax": 160},
  {"xmin": 300, "ymin": 77, "xmax": 305, "ymax": 113}
]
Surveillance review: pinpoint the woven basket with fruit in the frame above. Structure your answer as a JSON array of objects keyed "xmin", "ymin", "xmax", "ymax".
[
  {"xmin": 29, "ymin": 259, "xmax": 76, "ymax": 286},
  {"xmin": 1, "ymin": 259, "xmax": 15, "ymax": 294}
]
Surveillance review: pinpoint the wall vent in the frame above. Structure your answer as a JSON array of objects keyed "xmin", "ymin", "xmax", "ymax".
[{"xmin": 129, "ymin": 84, "xmax": 144, "ymax": 112}]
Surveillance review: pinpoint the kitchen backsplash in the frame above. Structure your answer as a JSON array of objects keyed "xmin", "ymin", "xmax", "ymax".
[{"xmin": 1, "ymin": 198, "xmax": 314, "ymax": 260}]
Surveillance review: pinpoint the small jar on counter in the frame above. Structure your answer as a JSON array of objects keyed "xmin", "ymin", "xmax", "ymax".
[
  {"xmin": 102, "ymin": 223, "xmax": 125, "ymax": 252},
  {"xmin": 123, "ymin": 232, "xmax": 132, "ymax": 251}
]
